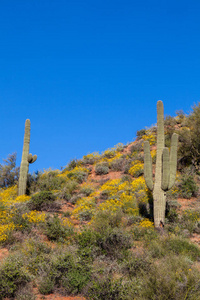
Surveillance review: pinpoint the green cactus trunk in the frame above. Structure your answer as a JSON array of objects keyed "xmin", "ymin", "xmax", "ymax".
[
  {"xmin": 153, "ymin": 101, "xmax": 166, "ymax": 227},
  {"xmin": 18, "ymin": 119, "xmax": 37, "ymax": 196},
  {"xmin": 144, "ymin": 101, "xmax": 178, "ymax": 228}
]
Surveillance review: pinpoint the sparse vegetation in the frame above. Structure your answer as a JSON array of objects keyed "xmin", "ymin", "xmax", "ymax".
[{"xmin": 1, "ymin": 103, "xmax": 200, "ymax": 299}]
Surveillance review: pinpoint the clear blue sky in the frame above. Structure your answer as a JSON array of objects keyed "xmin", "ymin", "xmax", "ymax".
[{"xmin": 0, "ymin": 0, "xmax": 200, "ymax": 171}]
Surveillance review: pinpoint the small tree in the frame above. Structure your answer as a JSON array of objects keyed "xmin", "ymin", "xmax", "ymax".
[{"xmin": 0, "ymin": 153, "xmax": 19, "ymax": 188}]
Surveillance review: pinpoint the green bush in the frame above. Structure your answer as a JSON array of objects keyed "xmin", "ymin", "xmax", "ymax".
[
  {"xmin": 28, "ymin": 191, "xmax": 59, "ymax": 211},
  {"xmin": 38, "ymin": 250, "xmax": 91, "ymax": 295},
  {"xmin": 15, "ymin": 284, "xmax": 35, "ymax": 300},
  {"xmin": 109, "ymin": 158, "xmax": 124, "ymax": 171},
  {"xmin": 95, "ymin": 163, "xmax": 109, "ymax": 175},
  {"xmin": 122, "ymin": 252, "xmax": 151, "ymax": 277},
  {"xmin": 0, "ymin": 255, "xmax": 30, "ymax": 299},
  {"xmin": 45, "ymin": 215, "xmax": 74, "ymax": 242},
  {"xmin": 80, "ymin": 186, "xmax": 94, "ymax": 196},
  {"xmin": 97, "ymin": 228, "xmax": 132, "ymax": 258},
  {"xmin": 130, "ymin": 140, "xmax": 143, "ymax": 153},
  {"xmin": 179, "ymin": 174, "xmax": 198, "ymax": 199},
  {"xmin": 149, "ymin": 236, "xmax": 200, "ymax": 261},
  {"xmin": 81, "ymin": 153, "xmax": 100, "ymax": 165},
  {"xmin": 136, "ymin": 129, "xmax": 146, "ymax": 138},
  {"xmin": 11, "ymin": 205, "xmax": 32, "ymax": 233},
  {"xmin": 140, "ymin": 255, "xmax": 200, "ymax": 300},
  {"xmin": 0, "ymin": 153, "xmax": 19, "ymax": 188},
  {"xmin": 57, "ymin": 180, "xmax": 79, "ymax": 201},
  {"xmin": 36, "ymin": 171, "xmax": 65, "ymax": 191},
  {"xmin": 86, "ymin": 277, "xmax": 123, "ymax": 300},
  {"xmin": 67, "ymin": 169, "xmax": 88, "ymax": 183}
]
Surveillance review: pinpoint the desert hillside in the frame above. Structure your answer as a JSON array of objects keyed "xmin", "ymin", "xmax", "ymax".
[{"xmin": 1, "ymin": 104, "xmax": 200, "ymax": 299}]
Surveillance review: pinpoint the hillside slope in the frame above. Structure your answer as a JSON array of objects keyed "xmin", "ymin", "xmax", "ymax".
[{"xmin": 1, "ymin": 105, "xmax": 200, "ymax": 299}]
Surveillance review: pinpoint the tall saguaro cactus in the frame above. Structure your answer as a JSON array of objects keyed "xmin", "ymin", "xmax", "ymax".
[
  {"xmin": 18, "ymin": 119, "xmax": 37, "ymax": 195},
  {"xmin": 144, "ymin": 101, "xmax": 178, "ymax": 228}
]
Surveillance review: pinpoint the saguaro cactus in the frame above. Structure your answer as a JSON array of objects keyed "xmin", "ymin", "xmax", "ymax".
[
  {"xmin": 144, "ymin": 101, "xmax": 178, "ymax": 228},
  {"xmin": 18, "ymin": 119, "xmax": 37, "ymax": 195}
]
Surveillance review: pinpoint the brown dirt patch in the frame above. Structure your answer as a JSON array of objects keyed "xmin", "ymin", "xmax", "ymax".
[
  {"xmin": 190, "ymin": 233, "xmax": 200, "ymax": 246},
  {"xmin": 0, "ymin": 248, "xmax": 9, "ymax": 262},
  {"xmin": 177, "ymin": 197, "xmax": 200, "ymax": 211}
]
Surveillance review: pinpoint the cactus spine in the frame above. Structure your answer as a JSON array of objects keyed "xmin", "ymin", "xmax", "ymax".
[
  {"xmin": 18, "ymin": 119, "xmax": 37, "ymax": 195},
  {"xmin": 144, "ymin": 101, "xmax": 178, "ymax": 228}
]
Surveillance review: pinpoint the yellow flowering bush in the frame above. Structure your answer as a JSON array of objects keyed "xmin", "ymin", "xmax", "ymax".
[
  {"xmin": 0, "ymin": 185, "xmax": 18, "ymax": 206},
  {"xmin": 100, "ymin": 177, "xmax": 148, "ymax": 202},
  {"xmin": 0, "ymin": 223, "xmax": 15, "ymax": 242},
  {"xmin": 128, "ymin": 160, "xmax": 144, "ymax": 177},
  {"xmin": 142, "ymin": 132, "xmax": 156, "ymax": 145},
  {"xmin": 82, "ymin": 152, "xmax": 100, "ymax": 164},
  {"xmin": 97, "ymin": 177, "xmax": 149, "ymax": 215},
  {"xmin": 59, "ymin": 166, "xmax": 89, "ymax": 183},
  {"xmin": 140, "ymin": 219, "xmax": 154, "ymax": 228},
  {"xmin": 97, "ymin": 195, "xmax": 139, "ymax": 216},
  {"xmin": 151, "ymin": 149, "xmax": 156, "ymax": 163},
  {"xmin": 22, "ymin": 211, "xmax": 46, "ymax": 223},
  {"xmin": 72, "ymin": 196, "xmax": 96, "ymax": 220}
]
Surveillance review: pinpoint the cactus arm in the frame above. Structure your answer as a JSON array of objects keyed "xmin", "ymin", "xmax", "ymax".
[
  {"xmin": 28, "ymin": 153, "xmax": 37, "ymax": 164},
  {"xmin": 144, "ymin": 141, "xmax": 154, "ymax": 191},
  {"xmin": 161, "ymin": 147, "xmax": 170, "ymax": 191},
  {"xmin": 168, "ymin": 133, "xmax": 179, "ymax": 190}
]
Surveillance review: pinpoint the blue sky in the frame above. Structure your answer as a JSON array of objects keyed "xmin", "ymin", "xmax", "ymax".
[{"xmin": 0, "ymin": 0, "xmax": 200, "ymax": 171}]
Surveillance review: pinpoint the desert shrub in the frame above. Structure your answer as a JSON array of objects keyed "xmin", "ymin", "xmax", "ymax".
[
  {"xmin": 166, "ymin": 208, "xmax": 179, "ymax": 223},
  {"xmin": 28, "ymin": 191, "xmax": 59, "ymax": 211},
  {"xmin": 92, "ymin": 210, "xmax": 124, "ymax": 232},
  {"xmin": 81, "ymin": 153, "xmax": 100, "ymax": 165},
  {"xmin": 130, "ymin": 140, "xmax": 143, "ymax": 153},
  {"xmin": 0, "ymin": 153, "xmax": 19, "ymax": 188},
  {"xmin": 11, "ymin": 204, "xmax": 32, "ymax": 233},
  {"xmin": 102, "ymin": 148, "xmax": 116, "ymax": 159},
  {"xmin": 76, "ymin": 229, "xmax": 100, "ymax": 260},
  {"xmin": 99, "ymin": 189, "xmax": 110, "ymax": 200},
  {"xmin": 36, "ymin": 171, "xmax": 65, "ymax": 191},
  {"xmin": 180, "ymin": 210, "xmax": 200, "ymax": 235},
  {"xmin": 57, "ymin": 180, "xmax": 79, "ymax": 201},
  {"xmin": 67, "ymin": 168, "xmax": 89, "ymax": 183},
  {"xmin": 0, "ymin": 254, "xmax": 30, "ymax": 298},
  {"xmin": 141, "ymin": 131, "xmax": 156, "ymax": 146},
  {"xmin": 164, "ymin": 237, "xmax": 200, "ymax": 260},
  {"xmin": 85, "ymin": 276, "xmax": 123, "ymax": 300},
  {"xmin": 164, "ymin": 115, "xmax": 177, "ymax": 127},
  {"xmin": 179, "ymin": 174, "xmax": 198, "ymax": 199},
  {"xmin": 19, "ymin": 239, "xmax": 51, "ymax": 278},
  {"xmin": 69, "ymin": 194, "xmax": 83, "ymax": 205},
  {"xmin": 122, "ymin": 252, "xmax": 151, "ymax": 277},
  {"xmin": 72, "ymin": 196, "xmax": 97, "ymax": 221},
  {"xmin": 80, "ymin": 184, "xmax": 95, "ymax": 196},
  {"xmin": 149, "ymin": 236, "xmax": 200, "ymax": 261},
  {"xmin": 45, "ymin": 215, "xmax": 74, "ymax": 242},
  {"xmin": 38, "ymin": 250, "xmax": 91, "ymax": 295},
  {"xmin": 96, "ymin": 227, "xmax": 132, "ymax": 258},
  {"xmin": 15, "ymin": 283, "xmax": 36, "ymax": 300},
  {"xmin": 140, "ymin": 255, "xmax": 200, "ymax": 300},
  {"xmin": 109, "ymin": 158, "xmax": 124, "ymax": 171},
  {"xmin": 65, "ymin": 159, "xmax": 78, "ymax": 171},
  {"xmin": 128, "ymin": 160, "xmax": 144, "ymax": 177},
  {"xmin": 95, "ymin": 163, "xmax": 109, "ymax": 175},
  {"xmin": 136, "ymin": 129, "xmax": 146, "ymax": 138},
  {"xmin": 132, "ymin": 221, "xmax": 157, "ymax": 242}
]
